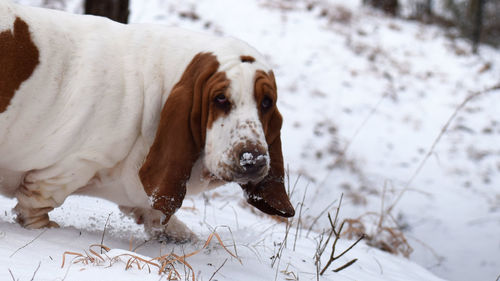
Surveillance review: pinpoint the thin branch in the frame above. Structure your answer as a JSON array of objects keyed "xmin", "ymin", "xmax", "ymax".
[
  {"xmin": 8, "ymin": 269, "xmax": 16, "ymax": 281},
  {"xmin": 273, "ymin": 219, "xmax": 293, "ymax": 281},
  {"xmin": 331, "ymin": 194, "xmax": 344, "ymax": 236},
  {"xmin": 208, "ymin": 258, "xmax": 228, "ymax": 281},
  {"xmin": 317, "ymin": 194, "xmax": 344, "ymax": 259},
  {"xmin": 378, "ymin": 181, "xmax": 388, "ymax": 229},
  {"xmin": 334, "ymin": 234, "xmax": 365, "ymax": 261},
  {"xmin": 317, "ymin": 226, "xmax": 334, "ymax": 260},
  {"xmin": 293, "ymin": 184, "xmax": 309, "ymax": 251},
  {"xmin": 333, "ymin": 258, "xmax": 358, "ymax": 272},
  {"xmin": 132, "ymin": 239, "xmax": 151, "ymax": 252},
  {"xmin": 318, "ymin": 91, "xmax": 388, "ymax": 188},
  {"xmin": 30, "ymin": 261, "xmax": 41, "ymax": 281},
  {"xmin": 317, "ymin": 193, "xmax": 365, "ymax": 276},
  {"xmin": 387, "ymin": 83, "xmax": 500, "ymax": 213},
  {"xmin": 320, "ymin": 233, "xmax": 364, "ymax": 275},
  {"xmin": 100, "ymin": 213, "xmax": 112, "ymax": 254},
  {"xmin": 10, "ymin": 229, "xmax": 47, "ymax": 258},
  {"xmin": 306, "ymin": 199, "xmax": 337, "ymax": 237}
]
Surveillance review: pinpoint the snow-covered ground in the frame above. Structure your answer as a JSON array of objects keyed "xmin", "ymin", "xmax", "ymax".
[{"xmin": 2, "ymin": 0, "xmax": 500, "ymax": 280}]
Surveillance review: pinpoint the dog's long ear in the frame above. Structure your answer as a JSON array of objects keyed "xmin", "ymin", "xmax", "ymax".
[
  {"xmin": 139, "ymin": 53, "xmax": 220, "ymax": 223},
  {"xmin": 241, "ymin": 71, "xmax": 295, "ymax": 218}
]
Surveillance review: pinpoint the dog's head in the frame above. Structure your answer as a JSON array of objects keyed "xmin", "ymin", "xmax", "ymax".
[{"xmin": 139, "ymin": 51, "xmax": 295, "ymax": 222}]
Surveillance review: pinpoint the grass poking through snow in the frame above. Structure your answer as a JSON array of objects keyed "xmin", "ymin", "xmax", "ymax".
[{"xmin": 61, "ymin": 231, "xmax": 240, "ymax": 281}]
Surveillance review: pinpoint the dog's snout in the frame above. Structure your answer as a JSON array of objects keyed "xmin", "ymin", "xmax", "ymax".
[{"xmin": 239, "ymin": 150, "xmax": 268, "ymax": 175}]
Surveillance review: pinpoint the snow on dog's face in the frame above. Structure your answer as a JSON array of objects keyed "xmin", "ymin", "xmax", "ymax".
[
  {"xmin": 203, "ymin": 59, "xmax": 272, "ymax": 184},
  {"xmin": 140, "ymin": 52, "xmax": 294, "ymax": 223}
]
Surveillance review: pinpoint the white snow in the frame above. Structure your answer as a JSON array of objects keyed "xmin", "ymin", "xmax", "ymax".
[
  {"xmin": 3, "ymin": 0, "xmax": 500, "ymax": 281},
  {"xmin": 240, "ymin": 152, "xmax": 255, "ymax": 168},
  {"xmin": 240, "ymin": 152, "xmax": 269, "ymax": 168},
  {"xmin": 0, "ymin": 193, "xmax": 444, "ymax": 281}
]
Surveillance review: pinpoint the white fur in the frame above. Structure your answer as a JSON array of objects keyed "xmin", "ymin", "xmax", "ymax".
[
  {"xmin": 204, "ymin": 63, "xmax": 270, "ymax": 183},
  {"xmin": 0, "ymin": 2, "xmax": 273, "ymax": 238}
]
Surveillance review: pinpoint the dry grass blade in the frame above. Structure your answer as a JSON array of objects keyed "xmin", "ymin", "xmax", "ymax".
[
  {"xmin": 61, "ymin": 251, "xmax": 86, "ymax": 268},
  {"xmin": 271, "ymin": 218, "xmax": 292, "ymax": 269},
  {"xmin": 10, "ymin": 229, "xmax": 47, "ymax": 258},
  {"xmin": 60, "ymin": 230, "xmax": 238, "ymax": 280},
  {"xmin": 8, "ymin": 269, "xmax": 16, "ymax": 281},
  {"xmin": 90, "ymin": 244, "xmax": 111, "ymax": 252},
  {"xmin": 180, "ymin": 231, "xmax": 240, "ymax": 262},
  {"xmin": 388, "ymin": 83, "xmax": 500, "ymax": 213},
  {"xmin": 293, "ymin": 184, "xmax": 308, "ymax": 251},
  {"xmin": 306, "ymin": 199, "xmax": 337, "ymax": 237},
  {"xmin": 208, "ymin": 258, "xmax": 228, "ymax": 281},
  {"xmin": 88, "ymin": 248, "xmax": 105, "ymax": 263},
  {"xmin": 30, "ymin": 261, "xmax": 41, "ymax": 281},
  {"xmin": 100, "ymin": 213, "xmax": 112, "ymax": 254},
  {"xmin": 318, "ymin": 91, "xmax": 389, "ymax": 188}
]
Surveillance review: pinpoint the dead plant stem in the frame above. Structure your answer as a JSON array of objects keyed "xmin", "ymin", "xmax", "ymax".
[
  {"xmin": 387, "ymin": 83, "xmax": 500, "ymax": 214},
  {"xmin": 208, "ymin": 258, "xmax": 228, "ymax": 281},
  {"xmin": 10, "ymin": 229, "xmax": 47, "ymax": 258},
  {"xmin": 30, "ymin": 261, "xmax": 41, "ymax": 281},
  {"xmin": 8, "ymin": 269, "xmax": 16, "ymax": 281},
  {"xmin": 293, "ymin": 184, "xmax": 309, "ymax": 251},
  {"xmin": 100, "ymin": 213, "xmax": 112, "ymax": 254}
]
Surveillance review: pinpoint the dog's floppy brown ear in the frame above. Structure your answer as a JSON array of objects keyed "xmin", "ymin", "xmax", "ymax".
[
  {"xmin": 139, "ymin": 53, "xmax": 220, "ymax": 223},
  {"xmin": 241, "ymin": 71, "xmax": 295, "ymax": 218}
]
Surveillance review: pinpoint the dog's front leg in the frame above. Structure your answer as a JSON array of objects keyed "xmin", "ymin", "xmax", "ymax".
[{"xmin": 119, "ymin": 206, "xmax": 196, "ymax": 243}]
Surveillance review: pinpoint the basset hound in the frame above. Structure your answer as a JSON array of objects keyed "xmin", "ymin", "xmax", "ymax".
[{"xmin": 0, "ymin": 1, "xmax": 294, "ymax": 241}]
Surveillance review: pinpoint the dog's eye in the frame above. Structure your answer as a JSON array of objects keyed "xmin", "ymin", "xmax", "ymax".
[
  {"xmin": 214, "ymin": 93, "xmax": 230, "ymax": 108},
  {"xmin": 261, "ymin": 96, "xmax": 273, "ymax": 110}
]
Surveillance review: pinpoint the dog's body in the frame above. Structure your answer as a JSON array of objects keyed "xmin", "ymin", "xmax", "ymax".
[{"xmin": 0, "ymin": 1, "xmax": 294, "ymax": 241}]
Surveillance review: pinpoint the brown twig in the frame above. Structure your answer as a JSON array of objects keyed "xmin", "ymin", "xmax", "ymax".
[
  {"xmin": 320, "ymin": 229, "xmax": 364, "ymax": 274},
  {"xmin": 315, "ymin": 194, "xmax": 365, "ymax": 275},
  {"xmin": 208, "ymin": 258, "xmax": 228, "ymax": 281},
  {"xmin": 100, "ymin": 213, "xmax": 112, "ymax": 254},
  {"xmin": 10, "ymin": 229, "xmax": 47, "ymax": 258},
  {"xmin": 333, "ymin": 258, "xmax": 358, "ymax": 272}
]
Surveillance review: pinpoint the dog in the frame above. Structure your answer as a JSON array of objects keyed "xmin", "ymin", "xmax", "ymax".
[{"xmin": 0, "ymin": 1, "xmax": 294, "ymax": 241}]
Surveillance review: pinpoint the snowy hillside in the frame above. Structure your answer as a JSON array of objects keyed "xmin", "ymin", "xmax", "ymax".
[{"xmin": 2, "ymin": 0, "xmax": 500, "ymax": 281}]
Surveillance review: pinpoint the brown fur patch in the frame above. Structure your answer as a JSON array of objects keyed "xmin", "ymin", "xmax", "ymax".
[
  {"xmin": 240, "ymin": 55, "xmax": 255, "ymax": 63},
  {"xmin": 205, "ymin": 72, "xmax": 230, "ymax": 130},
  {"xmin": 240, "ymin": 70, "xmax": 295, "ymax": 218},
  {"xmin": 0, "ymin": 17, "xmax": 39, "ymax": 113},
  {"xmin": 254, "ymin": 70, "xmax": 279, "ymax": 139},
  {"xmin": 139, "ymin": 53, "xmax": 229, "ymax": 222}
]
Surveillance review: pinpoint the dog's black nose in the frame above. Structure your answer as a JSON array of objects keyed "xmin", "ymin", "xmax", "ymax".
[{"xmin": 239, "ymin": 150, "xmax": 268, "ymax": 175}]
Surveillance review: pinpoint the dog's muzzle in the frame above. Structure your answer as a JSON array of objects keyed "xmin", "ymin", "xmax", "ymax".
[{"xmin": 233, "ymin": 146, "xmax": 269, "ymax": 183}]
